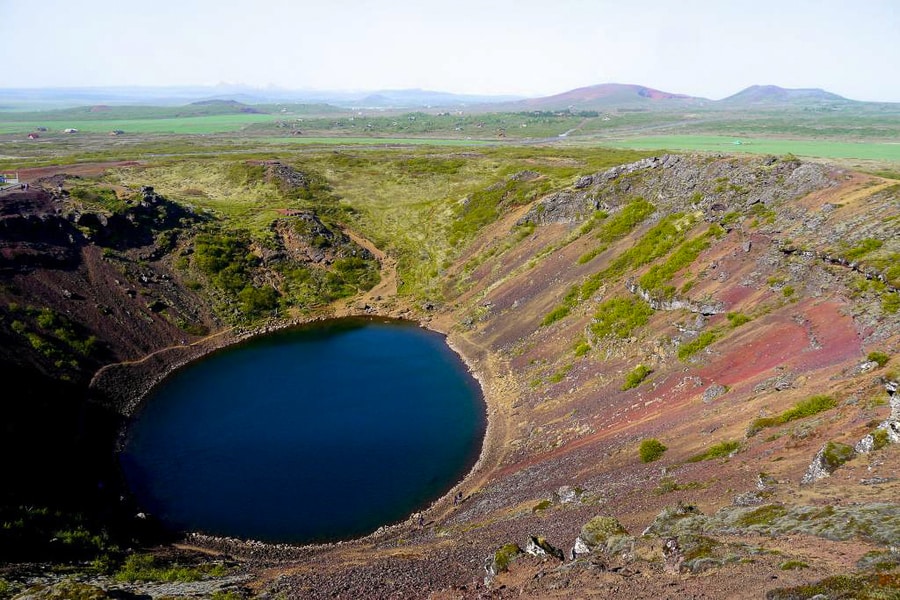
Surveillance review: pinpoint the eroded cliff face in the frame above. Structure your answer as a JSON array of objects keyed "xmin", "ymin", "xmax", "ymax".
[{"xmin": 1, "ymin": 154, "xmax": 898, "ymax": 598}]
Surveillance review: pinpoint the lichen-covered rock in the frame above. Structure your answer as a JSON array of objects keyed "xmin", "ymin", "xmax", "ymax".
[
  {"xmin": 703, "ymin": 384, "xmax": 728, "ymax": 403},
  {"xmin": 801, "ymin": 441, "xmax": 857, "ymax": 484},
  {"xmin": 485, "ymin": 543, "xmax": 522, "ymax": 577},
  {"xmin": 579, "ymin": 516, "xmax": 627, "ymax": 547}
]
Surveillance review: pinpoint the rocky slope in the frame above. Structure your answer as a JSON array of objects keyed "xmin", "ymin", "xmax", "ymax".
[{"xmin": 1, "ymin": 153, "xmax": 898, "ymax": 599}]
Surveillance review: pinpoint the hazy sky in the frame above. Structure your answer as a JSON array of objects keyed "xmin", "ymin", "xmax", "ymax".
[{"xmin": 2, "ymin": 0, "xmax": 898, "ymax": 101}]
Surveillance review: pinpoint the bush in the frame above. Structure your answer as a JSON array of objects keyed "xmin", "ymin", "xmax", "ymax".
[
  {"xmin": 687, "ymin": 440, "xmax": 741, "ymax": 462},
  {"xmin": 590, "ymin": 297, "xmax": 654, "ymax": 339},
  {"xmin": 639, "ymin": 438, "xmax": 667, "ymax": 463},
  {"xmin": 726, "ymin": 312, "xmax": 751, "ymax": 327},
  {"xmin": 622, "ymin": 364, "xmax": 652, "ymax": 390},
  {"xmin": 747, "ymin": 395, "xmax": 837, "ymax": 436},
  {"xmin": 868, "ymin": 351, "xmax": 890, "ymax": 368},
  {"xmin": 677, "ymin": 331, "xmax": 720, "ymax": 361}
]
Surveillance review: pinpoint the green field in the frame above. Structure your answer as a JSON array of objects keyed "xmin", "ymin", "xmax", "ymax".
[
  {"xmin": 0, "ymin": 113, "xmax": 279, "ymax": 135},
  {"xmin": 264, "ymin": 136, "xmax": 498, "ymax": 147},
  {"xmin": 605, "ymin": 135, "xmax": 900, "ymax": 161}
]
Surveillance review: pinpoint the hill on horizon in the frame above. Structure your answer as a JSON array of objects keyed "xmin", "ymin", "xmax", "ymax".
[{"xmin": 718, "ymin": 84, "xmax": 852, "ymax": 106}]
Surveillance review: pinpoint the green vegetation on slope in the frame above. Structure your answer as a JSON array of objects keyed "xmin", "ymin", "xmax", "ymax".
[
  {"xmin": 747, "ymin": 395, "xmax": 837, "ymax": 436},
  {"xmin": 590, "ymin": 297, "xmax": 654, "ymax": 340}
]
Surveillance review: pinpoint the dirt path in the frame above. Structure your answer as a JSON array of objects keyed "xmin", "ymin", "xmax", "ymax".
[
  {"xmin": 88, "ymin": 326, "xmax": 237, "ymax": 389},
  {"xmin": 334, "ymin": 226, "xmax": 401, "ymax": 314}
]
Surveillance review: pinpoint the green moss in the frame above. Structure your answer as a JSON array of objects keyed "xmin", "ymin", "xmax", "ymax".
[
  {"xmin": 654, "ymin": 477, "xmax": 705, "ymax": 495},
  {"xmin": 821, "ymin": 441, "xmax": 856, "ymax": 471},
  {"xmin": 747, "ymin": 395, "xmax": 837, "ymax": 436},
  {"xmin": 580, "ymin": 516, "xmax": 628, "ymax": 547},
  {"xmin": 736, "ymin": 504, "xmax": 788, "ymax": 527},
  {"xmin": 639, "ymin": 438, "xmax": 667, "ymax": 463},
  {"xmin": 680, "ymin": 534, "xmax": 720, "ymax": 562},
  {"xmin": 492, "ymin": 543, "xmax": 523, "ymax": 573},
  {"xmin": 622, "ymin": 364, "xmax": 652, "ymax": 390},
  {"xmin": 595, "ymin": 198, "xmax": 656, "ymax": 244},
  {"xmin": 780, "ymin": 560, "xmax": 809, "ymax": 570},
  {"xmin": 872, "ymin": 429, "xmax": 890, "ymax": 451}
]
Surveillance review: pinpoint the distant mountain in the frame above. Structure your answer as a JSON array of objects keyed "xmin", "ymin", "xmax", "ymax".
[
  {"xmin": 0, "ymin": 85, "xmax": 522, "ymax": 112},
  {"xmin": 481, "ymin": 83, "xmax": 707, "ymax": 112},
  {"xmin": 718, "ymin": 85, "xmax": 851, "ymax": 106}
]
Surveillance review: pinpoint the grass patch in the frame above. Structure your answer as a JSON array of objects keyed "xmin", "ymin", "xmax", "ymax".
[
  {"xmin": 654, "ymin": 477, "xmax": 705, "ymax": 495},
  {"xmin": 581, "ymin": 213, "xmax": 697, "ymax": 300},
  {"xmin": 687, "ymin": 440, "xmax": 741, "ymax": 462},
  {"xmin": 843, "ymin": 238, "xmax": 884, "ymax": 261},
  {"xmin": 609, "ymin": 135, "xmax": 900, "ymax": 161},
  {"xmin": 549, "ymin": 364, "xmax": 573, "ymax": 384},
  {"xmin": 622, "ymin": 364, "xmax": 652, "ymax": 390},
  {"xmin": 747, "ymin": 395, "xmax": 837, "ymax": 436},
  {"xmin": 638, "ymin": 225, "xmax": 723, "ymax": 300},
  {"xmin": 639, "ymin": 438, "xmax": 668, "ymax": 463},
  {"xmin": 114, "ymin": 553, "xmax": 227, "ymax": 583},
  {"xmin": 677, "ymin": 330, "xmax": 720, "ymax": 361},
  {"xmin": 542, "ymin": 285, "xmax": 579, "ymax": 326},
  {"xmin": 726, "ymin": 312, "xmax": 751, "ymax": 327},
  {"xmin": 589, "ymin": 297, "xmax": 654, "ymax": 339},
  {"xmin": 573, "ymin": 338, "xmax": 591, "ymax": 357}
]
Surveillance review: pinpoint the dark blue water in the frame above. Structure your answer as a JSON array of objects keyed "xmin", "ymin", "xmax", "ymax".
[{"xmin": 119, "ymin": 318, "xmax": 485, "ymax": 544}]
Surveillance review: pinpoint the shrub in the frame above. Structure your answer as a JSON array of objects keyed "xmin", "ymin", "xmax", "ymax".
[
  {"xmin": 867, "ymin": 351, "xmax": 890, "ymax": 368},
  {"xmin": 590, "ymin": 297, "xmax": 654, "ymax": 339},
  {"xmin": 639, "ymin": 438, "xmax": 667, "ymax": 463},
  {"xmin": 114, "ymin": 553, "xmax": 227, "ymax": 583},
  {"xmin": 747, "ymin": 395, "xmax": 837, "ymax": 436},
  {"xmin": 726, "ymin": 312, "xmax": 751, "ymax": 327},
  {"xmin": 622, "ymin": 364, "xmax": 652, "ymax": 390},
  {"xmin": 687, "ymin": 440, "xmax": 741, "ymax": 462},
  {"xmin": 677, "ymin": 331, "xmax": 720, "ymax": 361},
  {"xmin": 872, "ymin": 429, "xmax": 890, "ymax": 451}
]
